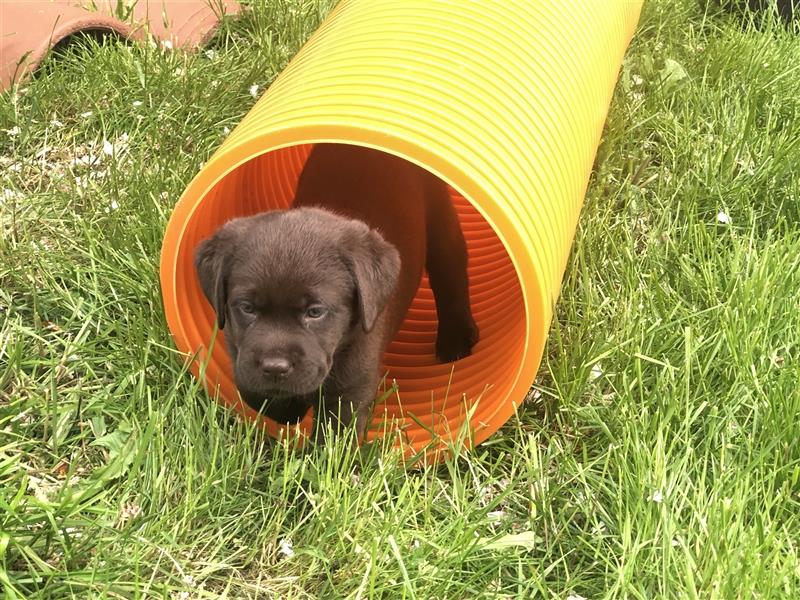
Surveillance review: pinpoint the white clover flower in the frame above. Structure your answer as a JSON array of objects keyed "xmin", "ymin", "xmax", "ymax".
[
  {"xmin": 591, "ymin": 520, "xmax": 607, "ymax": 535},
  {"xmin": 103, "ymin": 135, "xmax": 129, "ymax": 157},
  {"xmin": 716, "ymin": 211, "xmax": 730, "ymax": 225},
  {"xmin": 278, "ymin": 538, "xmax": 294, "ymax": 557},
  {"xmin": 2, "ymin": 188, "xmax": 21, "ymax": 203},
  {"xmin": 70, "ymin": 154, "xmax": 98, "ymax": 168},
  {"xmin": 590, "ymin": 363, "xmax": 603, "ymax": 381}
]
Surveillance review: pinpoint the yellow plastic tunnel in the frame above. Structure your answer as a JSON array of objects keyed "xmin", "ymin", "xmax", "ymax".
[{"xmin": 160, "ymin": 0, "xmax": 643, "ymax": 456}]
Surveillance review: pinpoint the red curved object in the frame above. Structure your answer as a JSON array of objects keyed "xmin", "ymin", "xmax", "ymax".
[{"xmin": 0, "ymin": 0, "xmax": 239, "ymax": 91}]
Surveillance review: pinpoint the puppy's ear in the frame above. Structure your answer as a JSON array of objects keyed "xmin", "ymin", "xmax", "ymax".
[
  {"xmin": 345, "ymin": 225, "xmax": 401, "ymax": 333},
  {"xmin": 194, "ymin": 231, "xmax": 234, "ymax": 329}
]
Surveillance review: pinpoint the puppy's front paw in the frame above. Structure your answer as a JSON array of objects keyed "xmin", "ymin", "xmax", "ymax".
[{"xmin": 435, "ymin": 317, "xmax": 479, "ymax": 363}]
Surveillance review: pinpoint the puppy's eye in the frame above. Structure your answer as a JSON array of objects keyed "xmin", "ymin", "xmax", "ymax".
[
  {"xmin": 305, "ymin": 305, "xmax": 327, "ymax": 319},
  {"xmin": 238, "ymin": 301, "xmax": 256, "ymax": 315}
]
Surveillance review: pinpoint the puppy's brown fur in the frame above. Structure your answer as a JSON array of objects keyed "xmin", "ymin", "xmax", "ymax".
[{"xmin": 195, "ymin": 144, "xmax": 478, "ymax": 439}]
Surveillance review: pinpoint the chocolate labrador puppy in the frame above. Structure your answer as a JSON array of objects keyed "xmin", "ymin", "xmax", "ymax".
[{"xmin": 195, "ymin": 143, "xmax": 478, "ymax": 440}]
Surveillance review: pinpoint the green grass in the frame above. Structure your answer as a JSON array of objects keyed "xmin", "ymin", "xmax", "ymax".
[{"xmin": 1, "ymin": 0, "xmax": 799, "ymax": 597}]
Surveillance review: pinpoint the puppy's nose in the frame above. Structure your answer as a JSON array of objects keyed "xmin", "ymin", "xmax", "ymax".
[{"xmin": 260, "ymin": 357, "xmax": 292, "ymax": 378}]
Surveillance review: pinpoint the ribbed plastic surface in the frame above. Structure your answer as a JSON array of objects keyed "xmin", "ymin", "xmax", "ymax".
[{"xmin": 160, "ymin": 0, "xmax": 642, "ymax": 457}]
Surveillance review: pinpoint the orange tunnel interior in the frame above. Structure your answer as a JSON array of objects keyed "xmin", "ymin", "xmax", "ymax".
[{"xmin": 175, "ymin": 143, "xmax": 526, "ymax": 454}]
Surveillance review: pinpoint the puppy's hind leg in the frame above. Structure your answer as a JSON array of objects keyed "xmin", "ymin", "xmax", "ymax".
[{"xmin": 425, "ymin": 180, "xmax": 479, "ymax": 363}]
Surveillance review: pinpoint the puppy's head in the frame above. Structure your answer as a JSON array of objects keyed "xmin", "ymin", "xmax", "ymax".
[{"xmin": 194, "ymin": 208, "xmax": 400, "ymax": 421}]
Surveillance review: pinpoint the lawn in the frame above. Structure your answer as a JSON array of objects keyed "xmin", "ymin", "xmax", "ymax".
[{"xmin": 1, "ymin": 0, "xmax": 799, "ymax": 598}]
